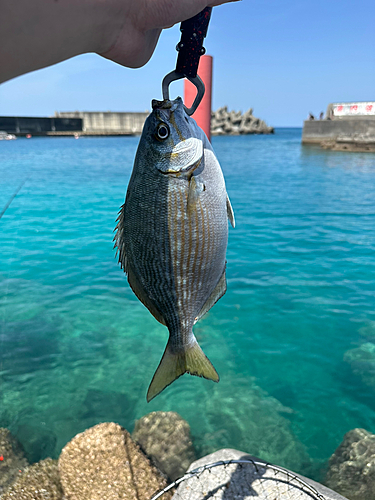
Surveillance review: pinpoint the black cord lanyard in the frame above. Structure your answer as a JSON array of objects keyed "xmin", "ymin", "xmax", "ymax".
[{"xmin": 162, "ymin": 7, "xmax": 212, "ymax": 115}]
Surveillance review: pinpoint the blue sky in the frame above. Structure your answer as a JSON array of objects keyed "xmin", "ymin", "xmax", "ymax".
[{"xmin": 1, "ymin": 0, "xmax": 374, "ymax": 126}]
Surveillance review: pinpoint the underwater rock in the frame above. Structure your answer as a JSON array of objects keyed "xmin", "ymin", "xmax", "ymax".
[
  {"xmin": 192, "ymin": 378, "xmax": 310, "ymax": 473},
  {"xmin": 14, "ymin": 424, "xmax": 57, "ymax": 464},
  {"xmin": 1, "ymin": 458, "xmax": 63, "ymax": 500},
  {"xmin": 325, "ymin": 428, "xmax": 375, "ymax": 500},
  {"xmin": 344, "ymin": 342, "xmax": 375, "ymax": 387},
  {"xmin": 359, "ymin": 321, "xmax": 375, "ymax": 342},
  {"xmin": 172, "ymin": 448, "xmax": 347, "ymax": 500},
  {"xmin": 211, "ymin": 106, "xmax": 274, "ymax": 136},
  {"xmin": 133, "ymin": 411, "xmax": 196, "ymax": 481},
  {"xmin": 58, "ymin": 422, "xmax": 171, "ymax": 500},
  {"xmin": 0, "ymin": 428, "xmax": 29, "ymax": 495},
  {"xmin": 0, "ymin": 316, "xmax": 61, "ymax": 377},
  {"xmin": 81, "ymin": 389, "xmax": 135, "ymax": 424}
]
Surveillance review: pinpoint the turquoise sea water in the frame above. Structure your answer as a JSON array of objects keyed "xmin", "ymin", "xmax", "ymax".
[{"xmin": 1, "ymin": 130, "xmax": 375, "ymax": 480}]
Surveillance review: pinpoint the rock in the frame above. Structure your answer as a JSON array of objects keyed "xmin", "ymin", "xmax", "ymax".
[
  {"xmin": 344, "ymin": 342, "xmax": 375, "ymax": 387},
  {"xmin": 132, "ymin": 411, "xmax": 196, "ymax": 481},
  {"xmin": 359, "ymin": 321, "xmax": 375, "ymax": 342},
  {"xmin": 0, "ymin": 428, "xmax": 29, "ymax": 495},
  {"xmin": 81, "ymin": 389, "xmax": 135, "ymax": 425},
  {"xmin": 325, "ymin": 428, "xmax": 375, "ymax": 500},
  {"xmin": 1, "ymin": 458, "xmax": 63, "ymax": 500},
  {"xmin": 58, "ymin": 422, "xmax": 171, "ymax": 500},
  {"xmin": 211, "ymin": 107, "xmax": 274, "ymax": 136},
  {"xmin": 173, "ymin": 449, "xmax": 347, "ymax": 500}
]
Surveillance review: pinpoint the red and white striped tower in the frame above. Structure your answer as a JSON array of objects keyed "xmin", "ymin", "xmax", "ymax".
[{"xmin": 184, "ymin": 54, "xmax": 213, "ymax": 142}]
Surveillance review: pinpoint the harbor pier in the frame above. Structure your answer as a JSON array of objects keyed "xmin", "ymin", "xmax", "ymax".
[
  {"xmin": 302, "ymin": 102, "xmax": 375, "ymax": 151},
  {"xmin": 0, "ymin": 111, "xmax": 149, "ymax": 137},
  {"xmin": 55, "ymin": 111, "xmax": 148, "ymax": 136}
]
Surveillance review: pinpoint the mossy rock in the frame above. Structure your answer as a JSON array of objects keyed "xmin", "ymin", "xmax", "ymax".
[
  {"xmin": 2, "ymin": 458, "xmax": 63, "ymax": 500},
  {"xmin": 133, "ymin": 411, "xmax": 196, "ymax": 481},
  {"xmin": 325, "ymin": 428, "xmax": 375, "ymax": 500},
  {"xmin": 344, "ymin": 342, "xmax": 375, "ymax": 387},
  {"xmin": 0, "ymin": 428, "xmax": 29, "ymax": 494},
  {"xmin": 58, "ymin": 422, "xmax": 172, "ymax": 500}
]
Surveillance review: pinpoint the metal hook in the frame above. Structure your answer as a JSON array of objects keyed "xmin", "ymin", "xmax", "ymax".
[{"xmin": 162, "ymin": 71, "xmax": 205, "ymax": 116}]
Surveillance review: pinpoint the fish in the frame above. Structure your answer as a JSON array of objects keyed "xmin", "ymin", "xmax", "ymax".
[{"xmin": 114, "ymin": 97, "xmax": 235, "ymax": 402}]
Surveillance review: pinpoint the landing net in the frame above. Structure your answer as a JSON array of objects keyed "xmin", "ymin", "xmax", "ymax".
[{"xmin": 150, "ymin": 459, "xmax": 327, "ymax": 500}]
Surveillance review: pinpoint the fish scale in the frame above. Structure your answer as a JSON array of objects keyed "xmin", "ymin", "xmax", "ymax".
[{"xmin": 114, "ymin": 97, "xmax": 235, "ymax": 401}]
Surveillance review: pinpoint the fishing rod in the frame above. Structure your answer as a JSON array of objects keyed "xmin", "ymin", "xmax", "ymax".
[
  {"xmin": 0, "ymin": 179, "xmax": 26, "ymax": 220},
  {"xmin": 162, "ymin": 7, "xmax": 212, "ymax": 115}
]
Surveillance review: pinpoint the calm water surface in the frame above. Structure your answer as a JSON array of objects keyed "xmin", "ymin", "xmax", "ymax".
[{"xmin": 1, "ymin": 129, "xmax": 375, "ymax": 479}]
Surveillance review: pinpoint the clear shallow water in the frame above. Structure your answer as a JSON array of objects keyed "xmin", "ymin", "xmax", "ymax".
[{"xmin": 1, "ymin": 130, "xmax": 375, "ymax": 479}]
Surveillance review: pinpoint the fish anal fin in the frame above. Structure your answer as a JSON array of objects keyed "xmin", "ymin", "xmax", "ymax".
[
  {"xmin": 127, "ymin": 267, "xmax": 166, "ymax": 326},
  {"xmin": 195, "ymin": 269, "xmax": 227, "ymax": 323},
  {"xmin": 226, "ymin": 195, "xmax": 235, "ymax": 228},
  {"xmin": 147, "ymin": 339, "xmax": 219, "ymax": 402}
]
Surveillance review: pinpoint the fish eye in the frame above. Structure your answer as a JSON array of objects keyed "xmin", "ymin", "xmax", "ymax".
[{"xmin": 155, "ymin": 123, "xmax": 170, "ymax": 141}]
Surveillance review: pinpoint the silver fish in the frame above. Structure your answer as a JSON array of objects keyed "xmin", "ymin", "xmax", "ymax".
[{"xmin": 114, "ymin": 97, "xmax": 235, "ymax": 401}]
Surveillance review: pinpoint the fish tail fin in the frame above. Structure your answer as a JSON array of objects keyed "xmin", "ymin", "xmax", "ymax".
[{"xmin": 146, "ymin": 337, "xmax": 219, "ymax": 402}]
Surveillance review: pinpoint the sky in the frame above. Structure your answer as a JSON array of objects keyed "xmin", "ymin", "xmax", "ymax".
[{"xmin": 1, "ymin": 0, "xmax": 375, "ymax": 127}]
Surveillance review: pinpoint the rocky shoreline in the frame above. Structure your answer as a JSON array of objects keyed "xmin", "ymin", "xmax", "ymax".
[
  {"xmin": 2, "ymin": 411, "xmax": 374, "ymax": 499},
  {"xmin": 211, "ymin": 107, "xmax": 274, "ymax": 136}
]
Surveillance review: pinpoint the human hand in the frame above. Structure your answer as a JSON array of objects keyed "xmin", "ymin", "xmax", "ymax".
[
  {"xmin": 100, "ymin": 0, "xmax": 240, "ymax": 68},
  {"xmin": 0, "ymin": 0, "xmax": 239, "ymax": 84}
]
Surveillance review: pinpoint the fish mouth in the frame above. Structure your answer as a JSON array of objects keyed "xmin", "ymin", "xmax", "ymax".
[
  {"xmin": 152, "ymin": 99, "xmax": 172, "ymax": 110},
  {"xmin": 152, "ymin": 97, "xmax": 183, "ymax": 111}
]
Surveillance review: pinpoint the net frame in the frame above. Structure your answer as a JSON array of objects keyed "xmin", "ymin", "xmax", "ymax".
[{"xmin": 150, "ymin": 458, "xmax": 327, "ymax": 500}]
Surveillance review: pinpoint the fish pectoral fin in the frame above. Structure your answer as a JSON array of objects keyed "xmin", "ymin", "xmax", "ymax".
[
  {"xmin": 226, "ymin": 195, "xmax": 235, "ymax": 228},
  {"xmin": 147, "ymin": 338, "xmax": 219, "ymax": 402},
  {"xmin": 187, "ymin": 176, "xmax": 205, "ymax": 210},
  {"xmin": 195, "ymin": 269, "xmax": 227, "ymax": 323}
]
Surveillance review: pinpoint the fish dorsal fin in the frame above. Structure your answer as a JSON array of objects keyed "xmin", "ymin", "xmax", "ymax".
[
  {"xmin": 114, "ymin": 204, "xmax": 166, "ymax": 326},
  {"xmin": 226, "ymin": 195, "xmax": 235, "ymax": 228},
  {"xmin": 114, "ymin": 203, "xmax": 128, "ymax": 273},
  {"xmin": 195, "ymin": 268, "xmax": 227, "ymax": 324}
]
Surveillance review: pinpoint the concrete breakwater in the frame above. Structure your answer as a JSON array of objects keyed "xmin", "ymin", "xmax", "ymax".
[
  {"xmin": 0, "ymin": 112, "xmax": 148, "ymax": 137},
  {"xmin": 0, "ymin": 108, "xmax": 273, "ymax": 137},
  {"xmin": 59, "ymin": 108, "xmax": 274, "ymax": 137},
  {"xmin": 0, "ymin": 116, "xmax": 83, "ymax": 136},
  {"xmin": 302, "ymin": 101, "xmax": 375, "ymax": 151},
  {"xmin": 55, "ymin": 111, "xmax": 149, "ymax": 136},
  {"xmin": 211, "ymin": 106, "xmax": 274, "ymax": 135}
]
